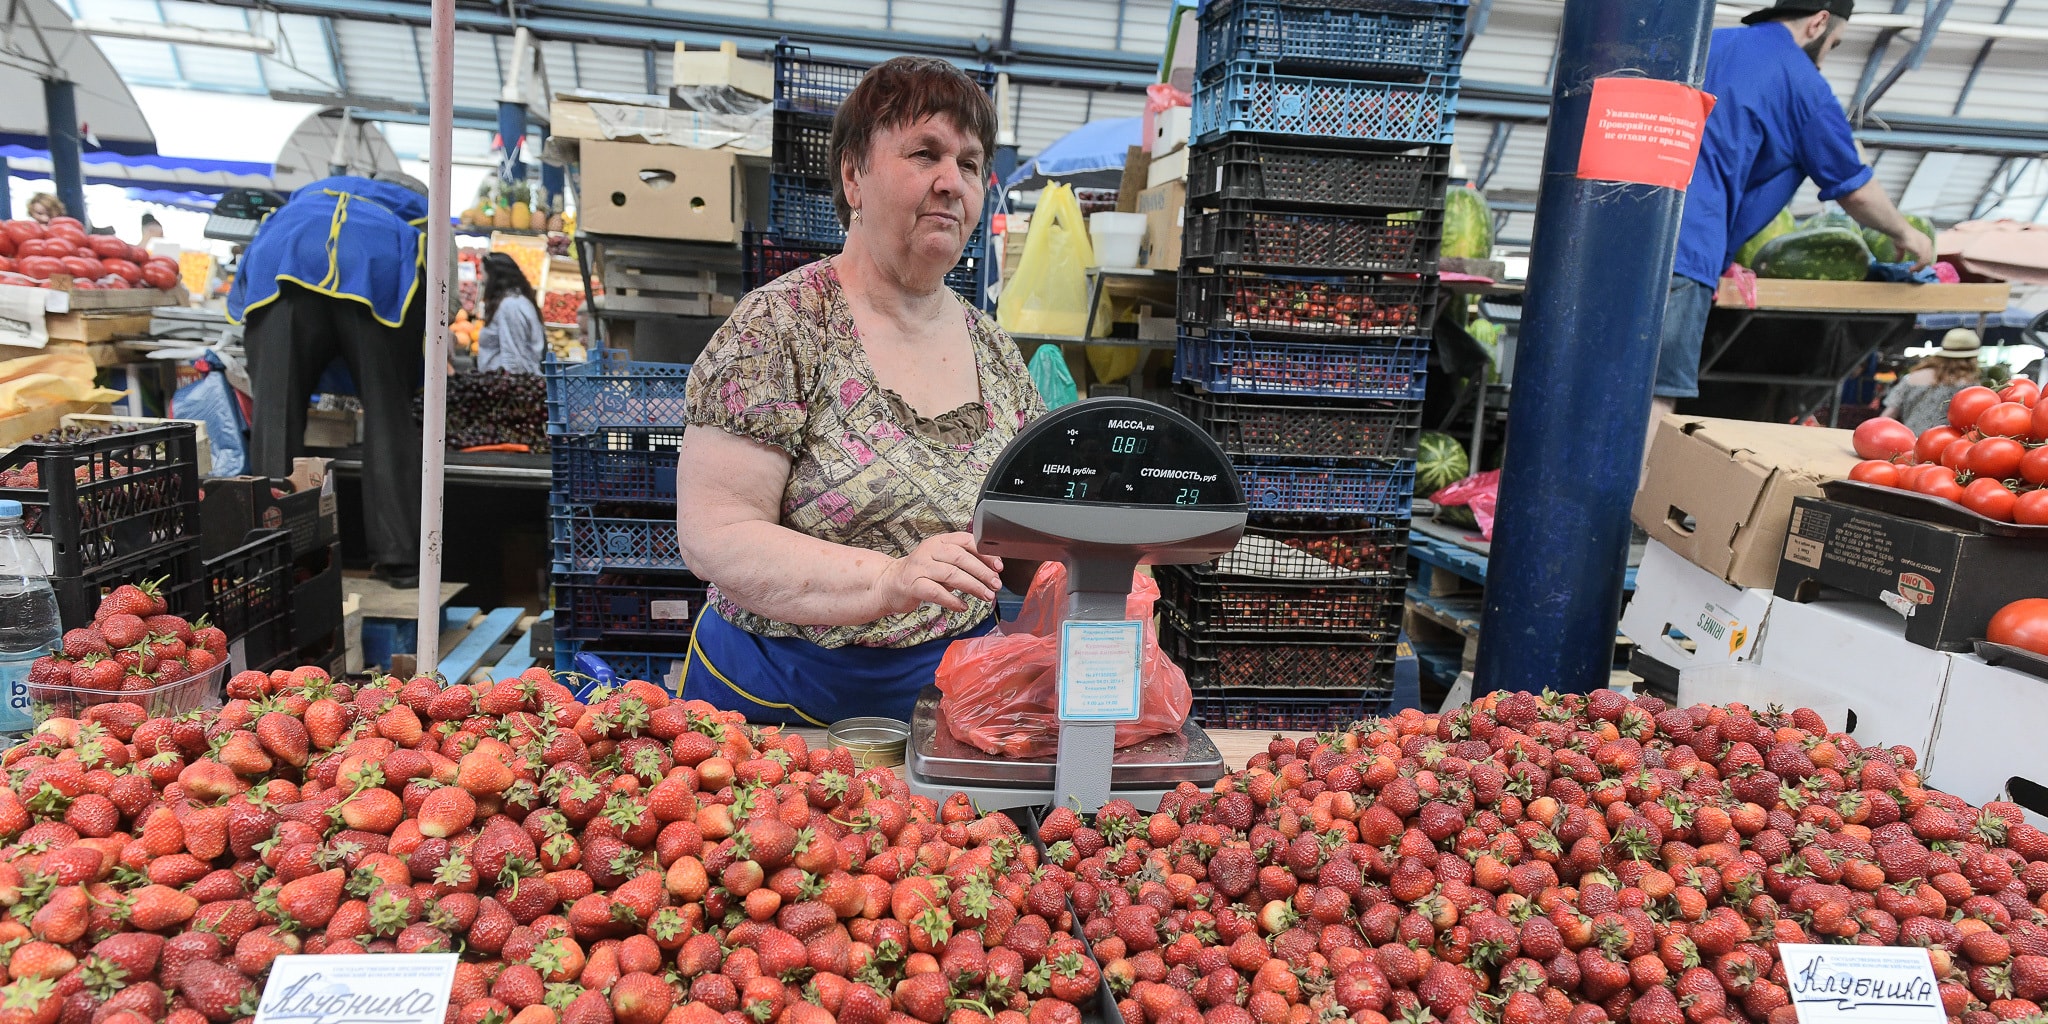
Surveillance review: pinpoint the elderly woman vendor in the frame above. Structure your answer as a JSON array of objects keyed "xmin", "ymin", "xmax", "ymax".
[{"xmin": 674, "ymin": 57, "xmax": 1045, "ymax": 725}]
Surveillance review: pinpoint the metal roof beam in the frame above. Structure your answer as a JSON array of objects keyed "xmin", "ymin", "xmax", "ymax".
[
  {"xmin": 1860, "ymin": 0, "xmax": 1956, "ymax": 116},
  {"xmin": 1952, "ymin": 0, "xmax": 2017, "ymax": 116}
]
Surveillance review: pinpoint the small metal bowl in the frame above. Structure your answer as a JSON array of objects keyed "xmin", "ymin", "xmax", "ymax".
[{"xmin": 827, "ymin": 716, "xmax": 910, "ymax": 769}]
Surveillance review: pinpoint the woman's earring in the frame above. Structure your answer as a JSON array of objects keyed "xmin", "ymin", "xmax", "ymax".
[{"xmin": 851, "ymin": 209, "xmax": 861, "ymax": 224}]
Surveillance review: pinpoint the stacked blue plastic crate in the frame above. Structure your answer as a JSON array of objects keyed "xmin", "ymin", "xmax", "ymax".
[
  {"xmin": 1166, "ymin": 0, "xmax": 1462, "ymax": 730},
  {"xmin": 744, "ymin": 45, "xmax": 995, "ymax": 306},
  {"xmin": 544, "ymin": 349, "xmax": 702, "ymax": 684}
]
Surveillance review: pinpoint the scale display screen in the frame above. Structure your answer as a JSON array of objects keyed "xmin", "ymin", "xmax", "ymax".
[{"xmin": 982, "ymin": 398, "xmax": 1244, "ymax": 509}]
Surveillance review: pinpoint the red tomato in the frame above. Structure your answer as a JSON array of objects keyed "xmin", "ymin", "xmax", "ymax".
[
  {"xmin": 1914, "ymin": 467, "xmax": 1965, "ymax": 501},
  {"xmin": 1978, "ymin": 402, "xmax": 2034, "ymax": 439},
  {"xmin": 1969, "ymin": 436, "xmax": 2027, "ymax": 481},
  {"xmin": 1848, "ymin": 460, "xmax": 1902, "ymax": 487},
  {"xmin": 46, "ymin": 225, "xmax": 85, "ymax": 248},
  {"xmin": 1853, "ymin": 417, "xmax": 1917, "ymax": 461},
  {"xmin": 1988, "ymin": 598, "xmax": 2048, "ymax": 656},
  {"xmin": 46, "ymin": 217, "xmax": 83, "ymax": 233},
  {"xmin": 2001, "ymin": 377, "xmax": 2041, "ymax": 408},
  {"xmin": 58, "ymin": 256, "xmax": 103, "ymax": 280},
  {"xmin": 2023, "ymin": 446, "xmax": 2048, "ymax": 486},
  {"xmin": 2033, "ymin": 401, "xmax": 2048, "ymax": 443},
  {"xmin": 0, "ymin": 234, "xmax": 12, "ymax": 259},
  {"xmin": 2016, "ymin": 489, "xmax": 2048, "ymax": 526},
  {"xmin": 86, "ymin": 236, "xmax": 128, "ymax": 259},
  {"xmin": 140, "ymin": 262, "xmax": 179, "ymax": 291},
  {"xmin": 2, "ymin": 221, "xmax": 44, "ymax": 244},
  {"xmin": 1942, "ymin": 438, "xmax": 1977, "ymax": 471},
  {"xmin": 69, "ymin": 279, "xmax": 96, "ymax": 290},
  {"xmin": 1950, "ymin": 386, "xmax": 2001, "ymax": 430},
  {"xmin": 128, "ymin": 245, "xmax": 150, "ymax": 265},
  {"xmin": 98, "ymin": 258, "xmax": 140, "ymax": 285},
  {"xmin": 0, "ymin": 257, "xmax": 10, "ymax": 273},
  {"xmin": 16, "ymin": 256, "xmax": 61, "ymax": 280},
  {"xmin": 14, "ymin": 239, "xmax": 49, "ymax": 259},
  {"xmin": 1961, "ymin": 478, "xmax": 2017, "ymax": 522},
  {"xmin": 1916, "ymin": 425, "xmax": 1963, "ymax": 464}
]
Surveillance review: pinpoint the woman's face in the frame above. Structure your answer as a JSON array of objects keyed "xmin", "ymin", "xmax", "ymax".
[{"xmin": 845, "ymin": 116, "xmax": 985, "ymax": 274}]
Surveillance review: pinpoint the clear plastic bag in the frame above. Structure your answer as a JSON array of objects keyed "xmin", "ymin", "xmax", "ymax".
[{"xmin": 935, "ymin": 562, "xmax": 1191, "ymax": 757}]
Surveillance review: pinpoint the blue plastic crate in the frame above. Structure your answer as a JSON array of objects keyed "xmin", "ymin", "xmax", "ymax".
[
  {"xmin": 550, "ymin": 505, "xmax": 688, "ymax": 574},
  {"xmin": 1193, "ymin": 61, "xmax": 1458, "ymax": 145},
  {"xmin": 768, "ymin": 174, "xmax": 846, "ymax": 245},
  {"xmin": 550, "ymin": 428, "xmax": 687, "ymax": 505},
  {"xmin": 553, "ymin": 572, "xmax": 704, "ymax": 642},
  {"xmin": 544, "ymin": 349, "xmax": 690, "ymax": 435},
  {"xmin": 1176, "ymin": 331, "xmax": 1429, "ymax": 400},
  {"xmin": 554, "ymin": 640, "xmax": 690, "ymax": 694},
  {"xmin": 1197, "ymin": 0, "xmax": 1467, "ymax": 81},
  {"xmin": 1236, "ymin": 463, "xmax": 1414, "ymax": 515}
]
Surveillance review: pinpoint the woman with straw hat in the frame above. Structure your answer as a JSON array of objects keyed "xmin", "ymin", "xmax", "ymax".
[{"xmin": 1883, "ymin": 328, "xmax": 1984, "ymax": 433}]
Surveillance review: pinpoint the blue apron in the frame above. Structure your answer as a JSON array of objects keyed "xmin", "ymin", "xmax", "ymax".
[{"xmin": 681, "ymin": 606, "xmax": 994, "ymax": 726}]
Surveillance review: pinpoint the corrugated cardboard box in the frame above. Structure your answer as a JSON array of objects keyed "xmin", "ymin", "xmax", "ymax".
[
  {"xmin": 1620, "ymin": 539, "xmax": 1773, "ymax": 671},
  {"xmin": 1631, "ymin": 415, "xmax": 1861, "ymax": 589},
  {"xmin": 1137, "ymin": 180, "xmax": 1186, "ymax": 269},
  {"xmin": 579, "ymin": 142, "xmax": 744, "ymax": 243},
  {"xmin": 551, "ymin": 91, "xmax": 769, "ymax": 154},
  {"xmin": 671, "ymin": 41, "xmax": 772, "ymax": 101}
]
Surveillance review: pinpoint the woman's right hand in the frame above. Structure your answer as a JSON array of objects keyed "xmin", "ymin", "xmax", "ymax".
[{"xmin": 872, "ymin": 532, "xmax": 1004, "ymax": 616}]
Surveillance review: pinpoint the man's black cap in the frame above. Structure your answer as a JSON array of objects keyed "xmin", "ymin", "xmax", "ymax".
[{"xmin": 1742, "ymin": 0, "xmax": 1853, "ymax": 25}]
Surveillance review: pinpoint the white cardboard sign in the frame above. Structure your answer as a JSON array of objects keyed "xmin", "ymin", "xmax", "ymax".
[
  {"xmin": 1780, "ymin": 944, "xmax": 1945, "ymax": 1024},
  {"xmin": 1058, "ymin": 619, "xmax": 1143, "ymax": 722},
  {"xmin": 255, "ymin": 953, "xmax": 459, "ymax": 1024}
]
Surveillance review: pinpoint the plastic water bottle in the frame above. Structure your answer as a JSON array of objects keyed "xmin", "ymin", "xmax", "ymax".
[{"xmin": 0, "ymin": 501, "xmax": 61, "ymax": 738}]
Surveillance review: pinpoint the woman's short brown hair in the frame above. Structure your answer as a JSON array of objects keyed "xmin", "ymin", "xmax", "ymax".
[{"xmin": 829, "ymin": 57, "xmax": 998, "ymax": 228}]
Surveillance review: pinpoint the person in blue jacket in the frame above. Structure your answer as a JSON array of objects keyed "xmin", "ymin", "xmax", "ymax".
[
  {"xmin": 1650, "ymin": 0, "xmax": 1935, "ymax": 446},
  {"xmin": 228, "ymin": 174, "xmax": 429, "ymax": 587}
]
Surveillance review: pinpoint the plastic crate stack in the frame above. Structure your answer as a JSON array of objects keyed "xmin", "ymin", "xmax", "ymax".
[
  {"xmin": 746, "ymin": 45, "xmax": 994, "ymax": 306},
  {"xmin": 1169, "ymin": 0, "xmax": 1461, "ymax": 731},
  {"xmin": 544, "ymin": 349, "xmax": 706, "ymax": 688}
]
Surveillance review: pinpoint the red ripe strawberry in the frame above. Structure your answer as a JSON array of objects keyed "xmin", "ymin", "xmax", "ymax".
[
  {"xmin": 60, "ymin": 629, "xmax": 109, "ymax": 659},
  {"xmin": 175, "ymin": 961, "xmax": 255, "ymax": 1023}
]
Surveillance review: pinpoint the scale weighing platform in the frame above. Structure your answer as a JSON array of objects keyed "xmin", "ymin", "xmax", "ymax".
[{"xmin": 906, "ymin": 397, "xmax": 1247, "ymax": 812}]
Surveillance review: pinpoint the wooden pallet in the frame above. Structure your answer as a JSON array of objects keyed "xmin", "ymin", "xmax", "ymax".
[
  {"xmin": 379, "ymin": 608, "xmax": 553, "ymax": 683},
  {"xmin": 584, "ymin": 236, "xmax": 741, "ymax": 317}
]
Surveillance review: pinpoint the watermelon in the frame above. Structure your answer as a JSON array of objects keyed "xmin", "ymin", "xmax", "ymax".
[
  {"xmin": 1862, "ymin": 212, "xmax": 1936, "ymax": 263},
  {"xmin": 1417, "ymin": 431, "xmax": 1470, "ymax": 498},
  {"xmin": 1443, "ymin": 186, "xmax": 1493, "ymax": 260},
  {"xmin": 1734, "ymin": 208, "xmax": 1796, "ymax": 268},
  {"xmin": 1800, "ymin": 210, "xmax": 1858, "ymax": 233},
  {"xmin": 1752, "ymin": 227, "xmax": 1872, "ymax": 281}
]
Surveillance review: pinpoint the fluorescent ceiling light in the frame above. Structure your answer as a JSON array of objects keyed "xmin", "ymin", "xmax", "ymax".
[{"xmin": 72, "ymin": 18, "xmax": 277, "ymax": 54}]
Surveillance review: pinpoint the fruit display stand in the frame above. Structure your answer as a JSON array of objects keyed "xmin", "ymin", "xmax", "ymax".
[{"xmin": 1689, "ymin": 278, "xmax": 2010, "ymax": 425}]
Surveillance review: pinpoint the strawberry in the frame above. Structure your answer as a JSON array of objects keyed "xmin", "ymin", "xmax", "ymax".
[
  {"xmin": 894, "ymin": 972, "xmax": 950, "ymax": 1023},
  {"xmin": 609, "ymin": 973, "xmax": 673, "ymax": 1024},
  {"xmin": 175, "ymin": 961, "xmax": 257, "ymax": 1023},
  {"xmin": 277, "ymin": 868, "xmax": 346, "ymax": 928},
  {"xmin": 60, "ymin": 629, "xmax": 110, "ymax": 659}
]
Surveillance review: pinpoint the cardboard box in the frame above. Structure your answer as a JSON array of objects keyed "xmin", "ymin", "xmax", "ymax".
[
  {"xmin": 1774, "ymin": 497, "xmax": 2048, "ymax": 651},
  {"xmin": 1684, "ymin": 595, "xmax": 1954, "ymax": 756},
  {"xmin": 1620, "ymin": 540, "xmax": 1774, "ymax": 672},
  {"xmin": 1137, "ymin": 180, "xmax": 1186, "ymax": 269},
  {"xmin": 1148, "ymin": 106, "xmax": 1191, "ymax": 155},
  {"xmin": 578, "ymin": 142, "xmax": 744, "ymax": 243},
  {"xmin": 342, "ymin": 593, "xmax": 364, "ymax": 676},
  {"xmin": 1632, "ymin": 415, "xmax": 1861, "ymax": 589},
  {"xmin": 200, "ymin": 458, "xmax": 337, "ymax": 561},
  {"xmin": 1146, "ymin": 146, "xmax": 1189, "ymax": 189},
  {"xmin": 550, "ymin": 96, "xmax": 769, "ymax": 154},
  {"xmin": 303, "ymin": 408, "xmax": 358, "ymax": 449},
  {"xmin": 1926, "ymin": 654, "xmax": 2048, "ymax": 827},
  {"xmin": 671, "ymin": 41, "xmax": 772, "ymax": 101}
]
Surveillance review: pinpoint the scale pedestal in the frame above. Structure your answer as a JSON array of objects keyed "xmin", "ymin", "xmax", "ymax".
[{"xmin": 904, "ymin": 686, "xmax": 1225, "ymax": 811}]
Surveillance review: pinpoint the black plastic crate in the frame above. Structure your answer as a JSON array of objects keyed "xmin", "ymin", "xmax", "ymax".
[
  {"xmin": 1156, "ymin": 564, "xmax": 1404, "ymax": 638},
  {"xmin": 1186, "ymin": 204, "xmax": 1444, "ymax": 274},
  {"xmin": 551, "ymin": 427, "xmax": 687, "ymax": 505},
  {"xmin": 0, "ymin": 424, "xmax": 199, "ymax": 578},
  {"xmin": 1179, "ymin": 388, "xmax": 1421, "ymax": 463},
  {"xmin": 744, "ymin": 232, "xmax": 987, "ymax": 303},
  {"xmin": 1175, "ymin": 329, "xmax": 1430, "ymax": 401},
  {"xmin": 53, "ymin": 538, "xmax": 203, "ymax": 631},
  {"xmin": 1179, "ymin": 263, "xmax": 1438, "ymax": 338},
  {"xmin": 1188, "ymin": 139, "xmax": 1449, "ymax": 211},
  {"xmin": 773, "ymin": 110, "xmax": 835, "ymax": 179},
  {"xmin": 1196, "ymin": 0, "xmax": 1466, "ymax": 81},
  {"xmin": 1164, "ymin": 620, "xmax": 1398, "ymax": 691},
  {"xmin": 204, "ymin": 529, "xmax": 292, "ymax": 672},
  {"xmin": 1191, "ymin": 689, "xmax": 1394, "ymax": 730},
  {"xmin": 554, "ymin": 572, "xmax": 707, "ymax": 642},
  {"xmin": 773, "ymin": 44, "xmax": 996, "ymax": 113},
  {"xmin": 1202, "ymin": 515, "xmax": 1409, "ymax": 580}
]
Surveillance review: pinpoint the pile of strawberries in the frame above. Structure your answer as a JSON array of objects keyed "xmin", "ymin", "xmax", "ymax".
[
  {"xmin": 30, "ymin": 581, "xmax": 225, "ymax": 707},
  {"xmin": 1050, "ymin": 690, "xmax": 2048, "ymax": 1024},
  {"xmin": 0, "ymin": 665, "xmax": 1100, "ymax": 1024}
]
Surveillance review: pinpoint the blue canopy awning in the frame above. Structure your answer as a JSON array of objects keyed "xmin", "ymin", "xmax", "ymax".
[
  {"xmin": 1917, "ymin": 306, "xmax": 2039, "ymax": 330},
  {"xmin": 0, "ymin": 145, "xmax": 274, "ymax": 195},
  {"xmin": 1005, "ymin": 117, "xmax": 1143, "ymax": 191}
]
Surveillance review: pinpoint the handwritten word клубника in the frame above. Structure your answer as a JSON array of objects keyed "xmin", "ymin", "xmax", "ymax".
[
  {"xmin": 1790, "ymin": 952, "xmax": 1939, "ymax": 1009},
  {"xmin": 258, "ymin": 971, "xmax": 447, "ymax": 1024}
]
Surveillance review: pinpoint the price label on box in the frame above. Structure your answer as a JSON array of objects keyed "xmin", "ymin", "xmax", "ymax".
[
  {"xmin": 256, "ymin": 953, "xmax": 458, "ymax": 1024},
  {"xmin": 1780, "ymin": 944, "xmax": 1944, "ymax": 1024},
  {"xmin": 1058, "ymin": 620, "xmax": 1143, "ymax": 722}
]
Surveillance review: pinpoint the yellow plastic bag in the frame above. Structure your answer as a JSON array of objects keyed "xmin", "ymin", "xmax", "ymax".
[{"xmin": 998, "ymin": 185, "xmax": 1108, "ymax": 338}]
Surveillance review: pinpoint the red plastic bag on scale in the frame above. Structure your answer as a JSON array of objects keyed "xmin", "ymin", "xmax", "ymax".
[{"xmin": 934, "ymin": 562, "xmax": 1191, "ymax": 757}]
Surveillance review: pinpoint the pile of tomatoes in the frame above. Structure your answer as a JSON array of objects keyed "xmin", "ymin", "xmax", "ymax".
[
  {"xmin": 1849, "ymin": 377, "xmax": 2048, "ymax": 523},
  {"xmin": 0, "ymin": 218, "xmax": 182, "ymax": 292}
]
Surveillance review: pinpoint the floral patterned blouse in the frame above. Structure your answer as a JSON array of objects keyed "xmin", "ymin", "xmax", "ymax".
[{"xmin": 684, "ymin": 258, "xmax": 1046, "ymax": 649}]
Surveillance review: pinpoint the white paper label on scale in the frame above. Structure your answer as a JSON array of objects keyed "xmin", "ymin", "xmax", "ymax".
[
  {"xmin": 1780, "ymin": 944, "xmax": 1945, "ymax": 1024},
  {"xmin": 255, "ymin": 953, "xmax": 459, "ymax": 1024},
  {"xmin": 1058, "ymin": 619, "xmax": 1143, "ymax": 722}
]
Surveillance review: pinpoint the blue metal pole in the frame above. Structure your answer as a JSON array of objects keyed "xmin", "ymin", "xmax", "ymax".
[
  {"xmin": 497, "ymin": 100, "xmax": 528, "ymax": 188},
  {"xmin": 1473, "ymin": 0, "xmax": 1714, "ymax": 694},
  {"xmin": 0, "ymin": 157, "xmax": 10, "ymax": 219},
  {"xmin": 42, "ymin": 79, "xmax": 86, "ymax": 226}
]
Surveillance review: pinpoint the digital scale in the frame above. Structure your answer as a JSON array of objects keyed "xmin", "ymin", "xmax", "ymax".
[
  {"xmin": 906, "ymin": 397, "xmax": 1247, "ymax": 812},
  {"xmin": 204, "ymin": 188, "xmax": 287, "ymax": 243}
]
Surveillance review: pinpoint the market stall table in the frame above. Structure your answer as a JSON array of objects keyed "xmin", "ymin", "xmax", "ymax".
[{"xmin": 789, "ymin": 726, "xmax": 1300, "ymax": 778}]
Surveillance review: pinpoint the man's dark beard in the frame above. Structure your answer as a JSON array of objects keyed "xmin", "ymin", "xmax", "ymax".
[{"xmin": 1803, "ymin": 22, "xmax": 1840, "ymax": 65}]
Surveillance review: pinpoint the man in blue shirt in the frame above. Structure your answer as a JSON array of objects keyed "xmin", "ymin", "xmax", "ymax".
[{"xmin": 1651, "ymin": 0, "xmax": 1933, "ymax": 436}]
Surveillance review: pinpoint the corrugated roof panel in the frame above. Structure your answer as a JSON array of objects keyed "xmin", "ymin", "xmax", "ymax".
[
  {"xmin": 1117, "ymin": 0, "xmax": 1175, "ymax": 56},
  {"xmin": 540, "ymin": 40, "xmax": 581, "ymax": 91},
  {"xmin": 642, "ymin": 0, "xmax": 764, "ymax": 17},
  {"xmin": 333, "ymin": 20, "xmax": 426, "ymax": 105},
  {"xmin": 1012, "ymin": 0, "xmax": 1133, "ymax": 51},
  {"xmin": 573, "ymin": 43, "xmax": 655, "ymax": 95},
  {"xmin": 772, "ymin": 0, "xmax": 890, "ymax": 32},
  {"xmin": 85, "ymin": 37, "xmax": 180, "ymax": 85},
  {"xmin": 1460, "ymin": 3, "xmax": 1557, "ymax": 88},
  {"xmin": 1931, "ymin": 154, "xmax": 2008, "ymax": 223},
  {"xmin": 1014, "ymin": 84, "xmax": 1100, "ymax": 157},
  {"xmin": 259, "ymin": 13, "xmax": 342, "ymax": 94},
  {"xmin": 887, "ymin": 0, "xmax": 1005, "ymax": 41},
  {"xmin": 451, "ymin": 31, "xmax": 505, "ymax": 110}
]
